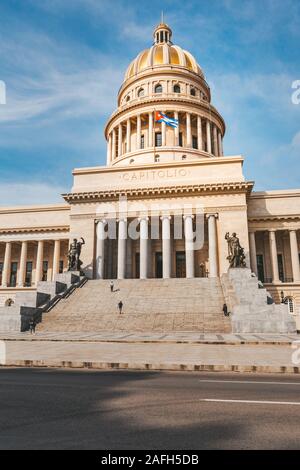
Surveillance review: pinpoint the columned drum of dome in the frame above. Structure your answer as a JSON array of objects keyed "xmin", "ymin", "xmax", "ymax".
[{"xmin": 104, "ymin": 22, "xmax": 225, "ymax": 167}]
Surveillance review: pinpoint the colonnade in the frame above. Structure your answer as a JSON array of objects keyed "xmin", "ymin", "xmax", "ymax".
[
  {"xmin": 95, "ymin": 214, "xmax": 219, "ymax": 280},
  {"xmin": 107, "ymin": 111, "xmax": 223, "ymax": 164},
  {"xmin": 249, "ymin": 229, "xmax": 300, "ymax": 283},
  {"xmin": 0, "ymin": 239, "xmax": 64, "ymax": 288}
]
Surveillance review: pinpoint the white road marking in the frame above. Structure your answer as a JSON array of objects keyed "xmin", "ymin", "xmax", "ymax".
[
  {"xmin": 200, "ymin": 399, "xmax": 300, "ymax": 406},
  {"xmin": 198, "ymin": 379, "xmax": 300, "ymax": 386}
]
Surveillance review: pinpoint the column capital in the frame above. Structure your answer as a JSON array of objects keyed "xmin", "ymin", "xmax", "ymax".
[
  {"xmin": 160, "ymin": 215, "xmax": 172, "ymax": 221},
  {"xmin": 206, "ymin": 213, "xmax": 218, "ymax": 220},
  {"xmin": 138, "ymin": 216, "xmax": 149, "ymax": 222},
  {"xmin": 117, "ymin": 218, "xmax": 127, "ymax": 223},
  {"xmin": 183, "ymin": 214, "xmax": 194, "ymax": 220},
  {"xmin": 95, "ymin": 219, "xmax": 107, "ymax": 225}
]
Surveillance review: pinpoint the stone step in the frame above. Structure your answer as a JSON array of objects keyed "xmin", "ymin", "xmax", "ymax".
[{"xmin": 38, "ymin": 278, "xmax": 230, "ymax": 334}]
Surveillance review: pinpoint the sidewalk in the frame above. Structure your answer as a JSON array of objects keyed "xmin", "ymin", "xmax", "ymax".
[
  {"xmin": 0, "ymin": 331, "xmax": 298, "ymax": 345},
  {"xmin": 1, "ymin": 337, "xmax": 300, "ymax": 374}
]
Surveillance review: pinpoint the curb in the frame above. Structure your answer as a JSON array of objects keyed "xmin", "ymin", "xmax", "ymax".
[
  {"xmin": 0, "ymin": 337, "xmax": 295, "ymax": 346},
  {"xmin": 1, "ymin": 360, "xmax": 300, "ymax": 374}
]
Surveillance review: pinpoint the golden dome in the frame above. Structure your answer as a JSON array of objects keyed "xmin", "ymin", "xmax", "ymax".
[{"xmin": 124, "ymin": 23, "xmax": 204, "ymax": 81}]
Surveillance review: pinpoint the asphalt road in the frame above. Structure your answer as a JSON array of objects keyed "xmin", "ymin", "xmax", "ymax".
[{"xmin": 0, "ymin": 368, "xmax": 300, "ymax": 450}]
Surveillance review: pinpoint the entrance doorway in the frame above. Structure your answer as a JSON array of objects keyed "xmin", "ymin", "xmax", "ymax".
[
  {"xmin": 155, "ymin": 252, "xmax": 163, "ymax": 278},
  {"xmin": 176, "ymin": 251, "xmax": 186, "ymax": 278}
]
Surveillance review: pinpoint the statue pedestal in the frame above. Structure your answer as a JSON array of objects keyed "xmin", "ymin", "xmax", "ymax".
[
  {"xmin": 221, "ymin": 268, "xmax": 296, "ymax": 333},
  {"xmin": 55, "ymin": 271, "xmax": 80, "ymax": 288}
]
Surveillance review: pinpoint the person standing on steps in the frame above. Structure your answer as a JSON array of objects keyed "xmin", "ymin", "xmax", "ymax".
[
  {"xmin": 118, "ymin": 300, "xmax": 123, "ymax": 314},
  {"xmin": 110, "ymin": 280, "xmax": 114, "ymax": 293},
  {"xmin": 29, "ymin": 317, "xmax": 36, "ymax": 334}
]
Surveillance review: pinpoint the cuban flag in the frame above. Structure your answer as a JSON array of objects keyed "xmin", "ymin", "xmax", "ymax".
[{"xmin": 155, "ymin": 111, "xmax": 178, "ymax": 128}]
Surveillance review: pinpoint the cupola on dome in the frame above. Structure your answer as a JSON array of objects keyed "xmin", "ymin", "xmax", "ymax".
[{"xmin": 124, "ymin": 22, "xmax": 204, "ymax": 81}]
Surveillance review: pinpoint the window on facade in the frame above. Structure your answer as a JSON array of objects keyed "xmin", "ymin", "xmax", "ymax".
[
  {"xmin": 173, "ymin": 84, "xmax": 181, "ymax": 93},
  {"xmin": 286, "ymin": 297, "xmax": 294, "ymax": 314},
  {"xmin": 256, "ymin": 254, "xmax": 265, "ymax": 283},
  {"xmin": 25, "ymin": 261, "xmax": 33, "ymax": 287},
  {"xmin": 190, "ymin": 88, "xmax": 196, "ymax": 96},
  {"xmin": 10, "ymin": 262, "xmax": 17, "ymax": 287},
  {"xmin": 155, "ymin": 132, "xmax": 162, "ymax": 147},
  {"xmin": 140, "ymin": 134, "xmax": 145, "ymax": 149},
  {"xmin": 154, "ymin": 84, "xmax": 163, "ymax": 94},
  {"xmin": 179, "ymin": 132, "xmax": 183, "ymax": 147},
  {"xmin": 59, "ymin": 260, "xmax": 64, "ymax": 274},
  {"xmin": 138, "ymin": 88, "xmax": 144, "ymax": 98},
  {"xmin": 277, "ymin": 254, "xmax": 284, "ymax": 282},
  {"xmin": 0, "ymin": 262, "xmax": 3, "ymax": 285},
  {"xmin": 192, "ymin": 136, "xmax": 198, "ymax": 149},
  {"xmin": 155, "ymin": 154, "xmax": 160, "ymax": 163},
  {"xmin": 42, "ymin": 261, "xmax": 48, "ymax": 282}
]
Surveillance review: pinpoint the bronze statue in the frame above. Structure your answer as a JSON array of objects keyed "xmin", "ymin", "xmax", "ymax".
[
  {"xmin": 225, "ymin": 232, "xmax": 246, "ymax": 268},
  {"xmin": 67, "ymin": 237, "xmax": 85, "ymax": 272}
]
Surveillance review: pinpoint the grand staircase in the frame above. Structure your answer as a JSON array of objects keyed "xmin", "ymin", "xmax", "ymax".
[{"xmin": 38, "ymin": 278, "xmax": 231, "ymax": 333}]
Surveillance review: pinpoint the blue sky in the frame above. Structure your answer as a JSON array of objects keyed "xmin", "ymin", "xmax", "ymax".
[{"xmin": 0, "ymin": 0, "xmax": 299, "ymax": 205}]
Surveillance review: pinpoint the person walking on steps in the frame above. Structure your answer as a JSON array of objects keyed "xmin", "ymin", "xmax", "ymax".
[
  {"xmin": 110, "ymin": 280, "xmax": 114, "ymax": 293},
  {"xmin": 118, "ymin": 300, "xmax": 123, "ymax": 315}
]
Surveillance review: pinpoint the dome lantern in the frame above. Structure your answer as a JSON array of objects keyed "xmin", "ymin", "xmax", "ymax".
[{"xmin": 153, "ymin": 22, "xmax": 172, "ymax": 44}]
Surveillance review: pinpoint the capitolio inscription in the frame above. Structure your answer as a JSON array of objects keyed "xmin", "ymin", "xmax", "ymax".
[{"xmin": 121, "ymin": 168, "xmax": 190, "ymax": 182}]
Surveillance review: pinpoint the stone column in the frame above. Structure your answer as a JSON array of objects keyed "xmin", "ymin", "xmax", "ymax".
[
  {"xmin": 126, "ymin": 119, "xmax": 131, "ymax": 153},
  {"xmin": 186, "ymin": 112, "xmax": 192, "ymax": 148},
  {"xmin": 206, "ymin": 120, "xmax": 212, "ymax": 154},
  {"xmin": 207, "ymin": 214, "xmax": 218, "ymax": 278},
  {"xmin": 148, "ymin": 112, "xmax": 153, "ymax": 147},
  {"xmin": 136, "ymin": 114, "xmax": 141, "ymax": 150},
  {"xmin": 96, "ymin": 220, "xmax": 106, "ymax": 279},
  {"xmin": 161, "ymin": 216, "xmax": 171, "ymax": 279},
  {"xmin": 218, "ymin": 131, "xmax": 223, "ymax": 156},
  {"xmin": 213, "ymin": 125, "xmax": 218, "ymax": 156},
  {"xmin": 118, "ymin": 123, "xmax": 123, "ymax": 157},
  {"xmin": 35, "ymin": 240, "xmax": 44, "ymax": 285},
  {"xmin": 1, "ymin": 241, "xmax": 12, "ymax": 287},
  {"xmin": 289, "ymin": 230, "xmax": 300, "ymax": 282},
  {"xmin": 174, "ymin": 111, "xmax": 179, "ymax": 146},
  {"xmin": 249, "ymin": 231, "xmax": 258, "ymax": 276},
  {"xmin": 18, "ymin": 241, "xmax": 28, "ymax": 287},
  {"xmin": 117, "ymin": 219, "xmax": 127, "ymax": 279},
  {"xmin": 139, "ymin": 217, "xmax": 149, "ymax": 279},
  {"xmin": 269, "ymin": 230, "xmax": 280, "ymax": 283},
  {"xmin": 112, "ymin": 128, "xmax": 116, "ymax": 160},
  {"xmin": 106, "ymin": 133, "xmax": 112, "ymax": 165},
  {"xmin": 197, "ymin": 115, "xmax": 202, "ymax": 150},
  {"xmin": 184, "ymin": 215, "xmax": 195, "ymax": 278},
  {"xmin": 52, "ymin": 240, "xmax": 60, "ymax": 279}
]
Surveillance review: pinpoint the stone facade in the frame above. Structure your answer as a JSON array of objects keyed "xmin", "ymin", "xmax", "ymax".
[{"xmin": 0, "ymin": 22, "xmax": 299, "ymax": 327}]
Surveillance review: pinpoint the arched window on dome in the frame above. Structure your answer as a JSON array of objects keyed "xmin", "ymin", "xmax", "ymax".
[
  {"xmin": 190, "ymin": 88, "xmax": 196, "ymax": 97},
  {"xmin": 138, "ymin": 88, "xmax": 144, "ymax": 98},
  {"xmin": 173, "ymin": 84, "xmax": 181, "ymax": 94},
  {"xmin": 154, "ymin": 84, "xmax": 163, "ymax": 94},
  {"xmin": 126, "ymin": 95, "xmax": 130, "ymax": 102}
]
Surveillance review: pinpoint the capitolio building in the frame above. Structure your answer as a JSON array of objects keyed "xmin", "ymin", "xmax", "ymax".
[{"xmin": 0, "ymin": 22, "xmax": 299, "ymax": 333}]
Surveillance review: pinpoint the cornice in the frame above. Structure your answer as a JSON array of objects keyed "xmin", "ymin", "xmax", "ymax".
[
  {"xmin": 104, "ymin": 97, "xmax": 225, "ymax": 137},
  {"xmin": 0, "ymin": 204, "xmax": 70, "ymax": 215},
  {"xmin": 0, "ymin": 225, "xmax": 70, "ymax": 235},
  {"xmin": 248, "ymin": 215, "xmax": 300, "ymax": 222},
  {"xmin": 63, "ymin": 181, "xmax": 254, "ymax": 204}
]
